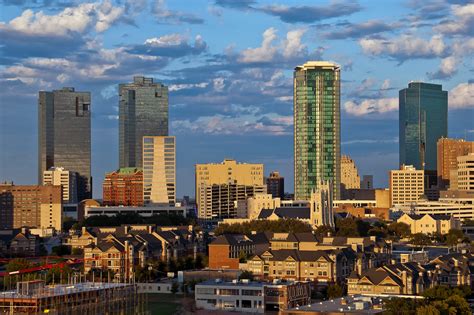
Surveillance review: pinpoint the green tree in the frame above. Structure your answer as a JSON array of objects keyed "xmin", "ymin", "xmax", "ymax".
[
  {"xmin": 6, "ymin": 258, "xmax": 32, "ymax": 272},
  {"xmin": 327, "ymin": 284, "xmax": 343, "ymax": 298},
  {"xmin": 52, "ymin": 245, "xmax": 71, "ymax": 256},
  {"xmin": 214, "ymin": 219, "xmax": 312, "ymax": 236},
  {"xmin": 388, "ymin": 222, "xmax": 411, "ymax": 239},
  {"xmin": 383, "ymin": 297, "xmax": 417, "ymax": 315},
  {"xmin": 335, "ymin": 218, "xmax": 359, "ymax": 236},
  {"xmin": 71, "ymin": 248, "xmax": 83, "ymax": 255},
  {"xmin": 313, "ymin": 225, "xmax": 335, "ymax": 238},
  {"xmin": 194, "ymin": 254, "xmax": 205, "ymax": 269},
  {"xmin": 239, "ymin": 270, "xmax": 254, "ymax": 281},
  {"xmin": 445, "ymin": 229, "xmax": 465, "ymax": 247},
  {"xmin": 410, "ymin": 233, "xmax": 432, "ymax": 247},
  {"xmin": 171, "ymin": 282, "xmax": 179, "ymax": 294},
  {"xmin": 444, "ymin": 294, "xmax": 471, "ymax": 315},
  {"xmin": 416, "ymin": 305, "xmax": 440, "ymax": 315},
  {"xmin": 185, "ymin": 256, "xmax": 195, "ymax": 270}
]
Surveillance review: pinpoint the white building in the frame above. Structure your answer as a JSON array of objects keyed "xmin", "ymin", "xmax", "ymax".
[
  {"xmin": 390, "ymin": 165, "xmax": 424, "ymax": 207},
  {"xmin": 400, "ymin": 198, "xmax": 474, "ymax": 221},
  {"xmin": 84, "ymin": 204, "xmax": 190, "ymax": 218},
  {"xmin": 43, "ymin": 167, "xmax": 77, "ymax": 203}
]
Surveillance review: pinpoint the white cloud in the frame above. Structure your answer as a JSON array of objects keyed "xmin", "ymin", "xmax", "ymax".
[
  {"xmin": 359, "ymin": 35, "xmax": 446, "ymax": 60},
  {"xmin": 282, "ymin": 28, "xmax": 307, "ymax": 58},
  {"xmin": 449, "ymin": 83, "xmax": 474, "ymax": 109},
  {"xmin": 344, "ymin": 98, "xmax": 398, "ymax": 116},
  {"xmin": 239, "ymin": 27, "xmax": 278, "ymax": 63},
  {"xmin": 144, "ymin": 34, "xmax": 187, "ymax": 46},
  {"xmin": 381, "ymin": 79, "xmax": 390, "ymax": 90},
  {"xmin": 169, "ymin": 82, "xmax": 209, "ymax": 91},
  {"xmin": 3, "ymin": 0, "xmax": 123, "ymax": 37},
  {"xmin": 428, "ymin": 56, "xmax": 458, "ymax": 79},
  {"xmin": 213, "ymin": 77, "xmax": 226, "ymax": 92},
  {"xmin": 435, "ymin": 3, "xmax": 474, "ymax": 35}
]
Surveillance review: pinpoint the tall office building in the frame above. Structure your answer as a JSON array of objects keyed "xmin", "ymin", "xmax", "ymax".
[
  {"xmin": 389, "ymin": 165, "xmax": 424, "ymax": 207},
  {"xmin": 119, "ymin": 76, "xmax": 168, "ymax": 168},
  {"xmin": 452, "ymin": 153, "xmax": 474, "ymax": 191},
  {"xmin": 437, "ymin": 138, "xmax": 474, "ymax": 189},
  {"xmin": 399, "ymin": 82, "xmax": 447, "ymax": 171},
  {"xmin": 38, "ymin": 87, "xmax": 91, "ymax": 201},
  {"xmin": 195, "ymin": 159, "xmax": 264, "ymax": 219},
  {"xmin": 43, "ymin": 167, "xmax": 77, "ymax": 204},
  {"xmin": 103, "ymin": 168, "xmax": 144, "ymax": 207},
  {"xmin": 143, "ymin": 136, "xmax": 176, "ymax": 205},
  {"xmin": 0, "ymin": 184, "xmax": 62, "ymax": 231},
  {"xmin": 361, "ymin": 175, "xmax": 373, "ymax": 190},
  {"xmin": 294, "ymin": 61, "xmax": 341, "ymax": 200},
  {"xmin": 266, "ymin": 171, "xmax": 285, "ymax": 199}
]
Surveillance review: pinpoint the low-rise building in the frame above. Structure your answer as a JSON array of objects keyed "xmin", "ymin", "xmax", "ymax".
[
  {"xmin": 401, "ymin": 198, "xmax": 474, "ymax": 220},
  {"xmin": 195, "ymin": 280, "xmax": 311, "ymax": 313},
  {"xmin": 397, "ymin": 213, "xmax": 461, "ymax": 234},
  {"xmin": 84, "ymin": 204, "xmax": 191, "ymax": 218},
  {"xmin": 282, "ymin": 295, "xmax": 383, "ymax": 314}
]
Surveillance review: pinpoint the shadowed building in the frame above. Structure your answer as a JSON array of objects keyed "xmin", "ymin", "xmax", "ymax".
[
  {"xmin": 119, "ymin": 76, "xmax": 168, "ymax": 168},
  {"xmin": 266, "ymin": 171, "xmax": 284, "ymax": 198},
  {"xmin": 294, "ymin": 61, "xmax": 341, "ymax": 200},
  {"xmin": 38, "ymin": 87, "xmax": 91, "ymax": 200}
]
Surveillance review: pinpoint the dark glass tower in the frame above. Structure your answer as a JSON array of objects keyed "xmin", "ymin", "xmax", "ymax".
[
  {"xmin": 294, "ymin": 61, "xmax": 341, "ymax": 200},
  {"xmin": 119, "ymin": 76, "xmax": 168, "ymax": 168},
  {"xmin": 399, "ymin": 82, "xmax": 447, "ymax": 171},
  {"xmin": 38, "ymin": 87, "xmax": 92, "ymax": 201}
]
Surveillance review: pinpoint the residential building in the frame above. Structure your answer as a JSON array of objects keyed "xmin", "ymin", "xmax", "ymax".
[
  {"xmin": 0, "ymin": 184, "xmax": 62, "ymax": 231},
  {"xmin": 195, "ymin": 280, "xmax": 311, "ymax": 313},
  {"xmin": 103, "ymin": 168, "xmax": 143, "ymax": 206},
  {"xmin": 397, "ymin": 213, "xmax": 460, "ymax": 235},
  {"xmin": 294, "ymin": 61, "xmax": 341, "ymax": 200},
  {"xmin": 266, "ymin": 171, "xmax": 285, "ymax": 199},
  {"xmin": 208, "ymin": 233, "xmax": 272, "ymax": 269},
  {"xmin": 7, "ymin": 228, "xmax": 40, "ymax": 256},
  {"xmin": 38, "ymin": 87, "xmax": 91, "ymax": 200},
  {"xmin": 196, "ymin": 159, "xmax": 264, "ymax": 219},
  {"xmin": 119, "ymin": 76, "xmax": 168, "ymax": 168},
  {"xmin": 437, "ymin": 138, "xmax": 474, "ymax": 188},
  {"xmin": 361, "ymin": 175, "xmax": 373, "ymax": 189},
  {"xmin": 389, "ymin": 165, "xmax": 424, "ymax": 207},
  {"xmin": 341, "ymin": 155, "xmax": 360, "ymax": 193},
  {"xmin": 348, "ymin": 262, "xmax": 430, "ymax": 296},
  {"xmin": 399, "ymin": 82, "xmax": 447, "ymax": 171},
  {"xmin": 143, "ymin": 136, "xmax": 176, "ymax": 205},
  {"xmin": 42, "ymin": 167, "xmax": 77, "ymax": 204},
  {"xmin": 334, "ymin": 205, "xmax": 390, "ymax": 221},
  {"xmin": 454, "ymin": 153, "xmax": 474, "ymax": 191}
]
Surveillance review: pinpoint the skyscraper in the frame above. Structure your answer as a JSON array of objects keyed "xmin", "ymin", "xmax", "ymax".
[
  {"xmin": 266, "ymin": 171, "xmax": 285, "ymax": 199},
  {"xmin": 294, "ymin": 61, "xmax": 341, "ymax": 200},
  {"xmin": 399, "ymin": 82, "xmax": 448, "ymax": 171},
  {"xmin": 119, "ymin": 76, "xmax": 168, "ymax": 168},
  {"xmin": 143, "ymin": 136, "xmax": 176, "ymax": 205},
  {"xmin": 437, "ymin": 138, "xmax": 474, "ymax": 189},
  {"xmin": 38, "ymin": 87, "xmax": 91, "ymax": 200},
  {"xmin": 43, "ymin": 167, "xmax": 78, "ymax": 204}
]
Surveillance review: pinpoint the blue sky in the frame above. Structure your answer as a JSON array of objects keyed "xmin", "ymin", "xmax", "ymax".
[{"xmin": 0, "ymin": 0, "xmax": 473, "ymax": 198}]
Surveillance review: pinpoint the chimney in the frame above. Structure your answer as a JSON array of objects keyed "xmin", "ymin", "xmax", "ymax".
[{"xmin": 82, "ymin": 226, "xmax": 86, "ymax": 234}]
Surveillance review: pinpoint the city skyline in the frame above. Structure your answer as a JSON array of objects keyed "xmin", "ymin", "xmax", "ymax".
[{"xmin": 1, "ymin": 0, "xmax": 473, "ymax": 198}]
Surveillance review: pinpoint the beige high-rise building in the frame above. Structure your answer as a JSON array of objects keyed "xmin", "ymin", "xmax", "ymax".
[
  {"xmin": 195, "ymin": 159, "xmax": 264, "ymax": 219},
  {"xmin": 389, "ymin": 165, "xmax": 425, "ymax": 207},
  {"xmin": 143, "ymin": 136, "xmax": 176, "ymax": 205},
  {"xmin": 341, "ymin": 155, "xmax": 360, "ymax": 191},
  {"xmin": 455, "ymin": 153, "xmax": 474, "ymax": 191},
  {"xmin": 437, "ymin": 138, "xmax": 474, "ymax": 188},
  {"xmin": 309, "ymin": 180, "xmax": 334, "ymax": 228},
  {"xmin": 0, "ymin": 184, "xmax": 62, "ymax": 231},
  {"xmin": 43, "ymin": 167, "xmax": 77, "ymax": 203}
]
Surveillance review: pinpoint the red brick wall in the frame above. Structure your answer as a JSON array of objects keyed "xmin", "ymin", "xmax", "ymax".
[{"xmin": 208, "ymin": 244, "xmax": 239, "ymax": 269}]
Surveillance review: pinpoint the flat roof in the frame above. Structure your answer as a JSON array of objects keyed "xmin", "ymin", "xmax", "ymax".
[{"xmin": 286, "ymin": 295, "xmax": 383, "ymax": 314}]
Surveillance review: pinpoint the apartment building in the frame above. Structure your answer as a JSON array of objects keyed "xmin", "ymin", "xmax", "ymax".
[
  {"xmin": 437, "ymin": 138, "xmax": 474, "ymax": 189},
  {"xmin": 397, "ymin": 213, "xmax": 460, "ymax": 235},
  {"xmin": 102, "ymin": 168, "xmax": 143, "ymax": 206},
  {"xmin": 43, "ymin": 167, "xmax": 77, "ymax": 204},
  {"xmin": 389, "ymin": 165, "xmax": 424, "ymax": 207}
]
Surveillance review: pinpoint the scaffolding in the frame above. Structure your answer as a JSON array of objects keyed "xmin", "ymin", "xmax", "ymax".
[{"xmin": 0, "ymin": 280, "xmax": 149, "ymax": 314}]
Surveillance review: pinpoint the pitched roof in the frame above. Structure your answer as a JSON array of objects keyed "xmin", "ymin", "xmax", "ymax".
[{"xmin": 211, "ymin": 234, "xmax": 252, "ymax": 246}]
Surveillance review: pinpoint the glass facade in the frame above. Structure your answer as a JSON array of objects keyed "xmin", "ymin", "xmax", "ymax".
[
  {"xmin": 399, "ymin": 82, "xmax": 447, "ymax": 171},
  {"xmin": 294, "ymin": 62, "xmax": 341, "ymax": 200},
  {"xmin": 38, "ymin": 87, "xmax": 92, "ymax": 200},
  {"xmin": 119, "ymin": 76, "xmax": 168, "ymax": 168}
]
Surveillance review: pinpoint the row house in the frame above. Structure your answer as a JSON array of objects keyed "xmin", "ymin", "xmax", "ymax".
[
  {"xmin": 348, "ymin": 253, "xmax": 474, "ymax": 296},
  {"xmin": 397, "ymin": 213, "xmax": 461, "ymax": 235},
  {"xmin": 245, "ymin": 248, "xmax": 357, "ymax": 285},
  {"xmin": 0, "ymin": 228, "xmax": 40, "ymax": 257}
]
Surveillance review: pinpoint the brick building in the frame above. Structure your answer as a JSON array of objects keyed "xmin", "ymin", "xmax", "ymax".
[{"xmin": 102, "ymin": 168, "xmax": 143, "ymax": 206}]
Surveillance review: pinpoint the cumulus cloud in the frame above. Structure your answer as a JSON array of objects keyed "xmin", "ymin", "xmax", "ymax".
[
  {"xmin": 214, "ymin": 0, "xmax": 255, "ymax": 9},
  {"xmin": 126, "ymin": 34, "xmax": 207, "ymax": 57},
  {"xmin": 323, "ymin": 20, "xmax": 397, "ymax": 39},
  {"xmin": 449, "ymin": 82, "xmax": 474, "ymax": 109},
  {"xmin": 359, "ymin": 35, "xmax": 447, "ymax": 61},
  {"xmin": 427, "ymin": 56, "xmax": 459, "ymax": 79},
  {"xmin": 169, "ymin": 82, "xmax": 209, "ymax": 92},
  {"xmin": 435, "ymin": 3, "xmax": 474, "ymax": 36},
  {"xmin": 238, "ymin": 27, "xmax": 308, "ymax": 63},
  {"xmin": 343, "ymin": 98, "xmax": 398, "ymax": 116},
  {"xmin": 258, "ymin": 1, "xmax": 362, "ymax": 23}
]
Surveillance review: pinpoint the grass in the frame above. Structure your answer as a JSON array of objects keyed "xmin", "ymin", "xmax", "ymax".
[{"xmin": 146, "ymin": 293, "xmax": 183, "ymax": 315}]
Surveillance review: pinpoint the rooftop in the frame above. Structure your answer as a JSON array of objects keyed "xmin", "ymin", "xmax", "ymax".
[{"xmin": 285, "ymin": 295, "xmax": 383, "ymax": 314}]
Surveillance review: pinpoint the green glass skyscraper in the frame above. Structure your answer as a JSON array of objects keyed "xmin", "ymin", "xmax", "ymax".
[
  {"xmin": 294, "ymin": 61, "xmax": 341, "ymax": 200},
  {"xmin": 399, "ymin": 82, "xmax": 447, "ymax": 171}
]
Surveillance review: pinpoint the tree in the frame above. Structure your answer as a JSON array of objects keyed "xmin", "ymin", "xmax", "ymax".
[
  {"xmin": 52, "ymin": 245, "xmax": 71, "ymax": 256},
  {"xmin": 314, "ymin": 225, "xmax": 335, "ymax": 238},
  {"xmin": 410, "ymin": 233, "xmax": 432, "ymax": 247},
  {"xmin": 71, "ymin": 248, "xmax": 83, "ymax": 255},
  {"xmin": 239, "ymin": 270, "xmax": 254, "ymax": 281},
  {"xmin": 388, "ymin": 222, "xmax": 411, "ymax": 239},
  {"xmin": 6, "ymin": 258, "xmax": 32, "ymax": 272},
  {"xmin": 194, "ymin": 254, "xmax": 205, "ymax": 269},
  {"xmin": 445, "ymin": 229, "xmax": 465, "ymax": 247},
  {"xmin": 171, "ymin": 282, "xmax": 179, "ymax": 294},
  {"xmin": 416, "ymin": 305, "xmax": 440, "ymax": 315},
  {"xmin": 383, "ymin": 297, "xmax": 417, "ymax": 315},
  {"xmin": 335, "ymin": 218, "xmax": 359, "ymax": 236},
  {"xmin": 214, "ymin": 219, "xmax": 312, "ymax": 236},
  {"xmin": 327, "ymin": 284, "xmax": 343, "ymax": 298},
  {"xmin": 444, "ymin": 294, "xmax": 471, "ymax": 315}
]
